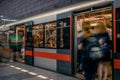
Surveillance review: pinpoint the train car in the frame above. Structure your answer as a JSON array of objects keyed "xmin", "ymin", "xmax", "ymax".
[
  {"xmin": 0, "ymin": 26, "xmax": 10, "ymax": 59},
  {"xmin": 1, "ymin": 0, "xmax": 120, "ymax": 79}
]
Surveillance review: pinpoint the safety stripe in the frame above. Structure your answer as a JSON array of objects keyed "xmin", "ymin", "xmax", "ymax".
[
  {"xmin": 4, "ymin": 48, "xmax": 12, "ymax": 52},
  {"xmin": 25, "ymin": 50, "xmax": 33, "ymax": 56},
  {"xmin": 114, "ymin": 59, "xmax": 120, "ymax": 69},
  {"xmin": 25, "ymin": 50, "xmax": 71, "ymax": 62},
  {"xmin": 3, "ymin": 48, "xmax": 71, "ymax": 62}
]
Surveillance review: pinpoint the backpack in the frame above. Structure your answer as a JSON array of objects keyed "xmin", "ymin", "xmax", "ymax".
[
  {"xmin": 84, "ymin": 36, "xmax": 104, "ymax": 60},
  {"xmin": 88, "ymin": 45, "xmax": 104, "ymax": 60}
]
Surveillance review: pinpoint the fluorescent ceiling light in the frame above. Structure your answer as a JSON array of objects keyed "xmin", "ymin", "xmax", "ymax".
[{"xmin": 1, "ymin": 18, "xmax": 17, "ymax": 22}]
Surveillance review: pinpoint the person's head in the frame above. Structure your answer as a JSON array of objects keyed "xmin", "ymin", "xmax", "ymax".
[
  {"xmin": 82, "ymin": 21, "xmax": 90, "ymax": 31},
  {"xmin": 82, "ymin": 21, "xmax": 92, "ymax": 38},
  {"xmin": 89, "ymin": 21, "xmax": 107, "ymax": 34}
]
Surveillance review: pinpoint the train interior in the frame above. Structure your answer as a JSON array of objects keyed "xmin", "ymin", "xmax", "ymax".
[{"xmin": 74, "ymin": 7, "xmax": 113, "ymax": 79}]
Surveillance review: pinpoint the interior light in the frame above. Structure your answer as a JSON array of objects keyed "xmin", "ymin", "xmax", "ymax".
[
  {"xmin": 1, "ymin": 18, "xmax": 17, "ymax": 22},
  {"xmin": 90, "ymin": 23, "xmax": 99, "ymax": 26}
]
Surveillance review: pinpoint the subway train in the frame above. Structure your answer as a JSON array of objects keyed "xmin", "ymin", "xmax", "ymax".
[{"xmin": 0, "ymin": 0, "xmax": 120, "ymax": 80}]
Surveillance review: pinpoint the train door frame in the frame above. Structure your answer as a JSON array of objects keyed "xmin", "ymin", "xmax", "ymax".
[
  {"xmin": 72, "ymin": 3, "xmax": 113, "ymax": 78},
  {"xmin": 72, "ymin": 8, "xmax": 91, "ymax": 76},
  {"xmin": 16, "ymin": 25, "xmax": 26, "ymax": 63}
]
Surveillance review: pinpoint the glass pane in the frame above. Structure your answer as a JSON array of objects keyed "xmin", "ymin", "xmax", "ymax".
[
  {"xmin": 45, "ymin": 22, "xmax": 57, "ymax": 48},
  {"xmin": 57, "ymin": 18, "xmax": 70, "ymax": 49},
  {"xmin": 25, "ymin": 23, "xmax": 33, "ymax": 48},
  {"xmin": 116, "ymin": 8, "xmax": 120, "ymax": 20},
  {"xmin": 0, "ymin": 32, "xmax": 7, "ymax": 46},
  {"xmin": 116, "ymin": 21, "xmax": 120, "ymax": 52},
  {"xmin": 33, "ymin": 24, "xmax": 44, "ymax": 47}
]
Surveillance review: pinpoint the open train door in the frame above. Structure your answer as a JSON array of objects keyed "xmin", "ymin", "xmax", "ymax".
[
  {"xmin": 113, "ymin": 0, "xmax": 120, "ymax": 80},
  {"xmin": 74, "ymin": 4, "xmax": 113, "ymax": 79},
  {"xmin": 15, "ymin": 22, "xmax": 34, "ymax": 65}
]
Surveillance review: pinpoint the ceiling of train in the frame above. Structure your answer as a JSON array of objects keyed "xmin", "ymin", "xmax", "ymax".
[{"xmin": 0, "ymin": 0, "xmax": 88, "ymax": 27}]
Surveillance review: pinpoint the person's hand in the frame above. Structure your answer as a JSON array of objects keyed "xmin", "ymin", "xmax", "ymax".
[{"xmin": 78, "ymin": 43, "xmax": 83, "ymax": 50}]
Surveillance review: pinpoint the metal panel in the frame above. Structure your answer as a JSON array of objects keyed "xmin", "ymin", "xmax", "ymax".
[
  {"xmin": 114, "ymin": 69, "xmax": 120, "ymax": 80},
  {"xmin": 114, "ymin": 0, "xmax": 120, "ymax": 8},
  {"xmin": 34, "ymin": 56, "xmax": 56, "ymax": 71},
  {"xmin": 34, "ymin": 48, "xmax": 57, "ymax": 71},
  {"xmin": 57, "ymin": 12, "xmax": 72, "ymax": 20},
  {"xmin": 57, "ymin": 49, "xmax": 71, "ymax": 54},
  {"xmin": 57, "ymin": 61, "xmax": 72, "ymax": 75},
  {"xmin": 33, "ymin": 15, "xmax": 57, "ymax": 24},
  {"xmin": 34, "ymin": 48, "xmax": 57, "ymax": 53},
  {"xmin": 25, "ymin": 55, "xmax": 33, "ymax": 65},
  {"xmin": 57, "ymin": 12, "xmax": 72, "ymax": 75}
]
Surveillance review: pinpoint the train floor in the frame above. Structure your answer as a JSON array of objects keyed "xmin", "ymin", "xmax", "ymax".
[{"xmin": 0, "ymin": 60, "xmax": 79, "ymax": 80}]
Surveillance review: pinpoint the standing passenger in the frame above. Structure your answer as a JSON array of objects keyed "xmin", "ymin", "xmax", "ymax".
[
  {"xmin": 97, "ymin": 38, "xmax": 111, "ymax": 80},
  {"xmin": 9, "ymin": 31, "xmax": 22, "ymax": 62},
  {"xmin": 79, "ymin": 21, "xmax": 110, "ymax": 80}
]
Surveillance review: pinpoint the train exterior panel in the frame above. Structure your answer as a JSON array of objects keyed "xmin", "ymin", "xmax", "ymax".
[{"xmin": 2, "ymin": 0, "xmax": 120, "ymax": 79}]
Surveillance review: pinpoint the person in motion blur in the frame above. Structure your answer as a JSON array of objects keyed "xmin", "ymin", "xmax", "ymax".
[{"xmin": 9, "ymin": 31, "xmax": 22, "ymax": 62}]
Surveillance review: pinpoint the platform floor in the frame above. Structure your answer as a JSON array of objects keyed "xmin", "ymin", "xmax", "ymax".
[{"xmin": 0, "ymin": 61, "xmax": 79, "ymax": 80}]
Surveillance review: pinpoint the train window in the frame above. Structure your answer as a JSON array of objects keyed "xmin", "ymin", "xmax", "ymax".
[
  {"xmin": 116, "ymin": 21, "xmax": 120, "ymax": 52},
  {"xmin": 33, "ymin": 24, "xmax": 44, "ymax": 47},
  {"xmin": 0, "ymin": 32, "xmax": 7, "ymax": 46},
  {"xmin": 57, "ymin": 18, "xmax": 70, "ymax": 49},
  {"xmin": 26, "ymin": 32, "xmax": 33, "ymax": 47},
  {"xmin": 45, "ymin": 22, "xmax": 57, "ymax": 48},
  {"xmin": 116, "ymin": 8, "xmax": 120, "ymax": 20}
]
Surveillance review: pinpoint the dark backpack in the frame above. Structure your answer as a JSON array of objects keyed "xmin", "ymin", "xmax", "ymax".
[
  {"xmin": 88, "ymin": 45, "xmax": 104, "ymax": 60},
  {"xmin": 84, "ymin": 36, "xmax": 104, "ymax": 60}
]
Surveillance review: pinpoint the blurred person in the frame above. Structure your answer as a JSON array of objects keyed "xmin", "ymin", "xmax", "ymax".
[
  {"xmin": 97, "ymin": 38, "xmax": 111, "ymax": 80},
  {"xmin": 79, "ymin": 21, "xmax": 110, "ymax": 80},
  {"xmin": 0, "ymin": 41, "xmax": 4, "ymax": 62},
  {"xmin": 9, "ymin": 31, "xmax": 22, "ymax": 62}
]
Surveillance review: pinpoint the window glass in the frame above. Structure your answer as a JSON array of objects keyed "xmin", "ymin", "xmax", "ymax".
[
  {"xmin": 33, "ymin": 24, "xmax": 44, "ymax": 47},
  {"xmin": 45, "ymin": 22, "xmax": 56, "ymax": 48},
  {"xmin": 116, "ymin": 8, "xmax": 120, "ymax": 20},
  {"xmin": 0, "ymin": 32, "xmax": 7, "ymax": 46},
  {"xmin": 57, "ymin": 18, "xmax": 70, "ymax": 49}
]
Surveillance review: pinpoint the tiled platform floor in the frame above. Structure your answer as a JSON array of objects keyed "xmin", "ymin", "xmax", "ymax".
[{"xmin": 0, "ymin": 62, "xmax": 80, "ymax": 80}]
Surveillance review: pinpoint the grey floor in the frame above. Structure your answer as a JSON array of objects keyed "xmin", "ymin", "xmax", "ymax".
[{"xmin": 0, "ymin": 62, "xmax": 80, "ymax": 80}]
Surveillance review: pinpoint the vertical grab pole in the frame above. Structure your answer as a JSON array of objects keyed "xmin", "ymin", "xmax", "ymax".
[{"xmin": 113, "ymin": 8, "xmax": 116, "ymax": 53}]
